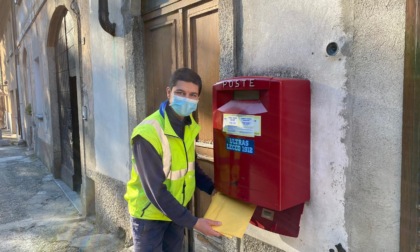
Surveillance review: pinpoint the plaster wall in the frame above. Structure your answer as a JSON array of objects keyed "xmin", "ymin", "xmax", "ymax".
[
  {"xmin": 15, "ymin": 0, "xmax": 31, "ymax": 36},
  {"xmin": 16, "ymin": 2, "xmax": 55, "ymax": 168},
  {"xmin": 89, "ymin": 0, "xmax": 130, "ymax": 183},
  {"xmin": 345, "ymin": 1, "xmax": 405, "ymax": 251},
  {"xmin": 31, "ymin": 36, "xmax": 49, "ymax": 143},
  {"xmin": 2, "ymin": 15, "xmax": 19, "ymax": 134},
  {"xmin": 235, "ymin": 0, "xmax": 405, "ymax": 251}
]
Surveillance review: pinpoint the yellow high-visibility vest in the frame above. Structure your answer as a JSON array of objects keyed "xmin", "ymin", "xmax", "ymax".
[{"xmin": 124, "ymin": 109, "xmax": 200, "ymax": 221}]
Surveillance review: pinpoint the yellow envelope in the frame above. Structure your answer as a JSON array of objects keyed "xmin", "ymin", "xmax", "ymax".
[{"xmin": 204, "ymin": 192, "xmax": 256, "ymax": 238}]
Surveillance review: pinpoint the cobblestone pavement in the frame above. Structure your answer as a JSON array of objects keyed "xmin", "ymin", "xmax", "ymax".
[
  {"xmin": 0, "ymin": 129, "xmax": 222, "ymax": 252},
  {"xmin": 0, "ymin": 130, "xmax": 127, "ymax": 251}
]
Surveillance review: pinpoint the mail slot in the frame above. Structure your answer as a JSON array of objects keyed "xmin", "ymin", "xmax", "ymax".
[{"xmin": 212, "ymin": 76, "xmax": 310, "ymax": 237}]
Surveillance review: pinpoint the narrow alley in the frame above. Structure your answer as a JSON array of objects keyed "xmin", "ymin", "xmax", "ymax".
[
  {"xmin": 0, "ymin": 129, "xmax": 128, "ymax": 251},
  {"xmin": 0, "ymin": 0, "xmax": 415, "ymax": 250}
]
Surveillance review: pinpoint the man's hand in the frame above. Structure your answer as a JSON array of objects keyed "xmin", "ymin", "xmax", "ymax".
[{"xmin": 194, "ymin": 218, "xmax": 222, "ymax": 237}]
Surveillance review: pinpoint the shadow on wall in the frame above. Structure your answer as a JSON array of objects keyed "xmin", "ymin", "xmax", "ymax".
[{"xmin": 329, "ymin": 243, "xmax": 346, "ymax": 252}]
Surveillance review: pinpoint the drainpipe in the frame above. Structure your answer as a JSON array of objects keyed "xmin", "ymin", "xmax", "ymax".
[
  {"xmin": 11, "ymin": 0, "xmax": 22, "ymax": 138},
  {"xmin": 98, "ymin": 0, "xmax": 116, "ymax": 36}
]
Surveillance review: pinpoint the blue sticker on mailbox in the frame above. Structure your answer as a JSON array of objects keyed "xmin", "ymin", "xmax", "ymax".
[{"xmin": 226, "ymin": 137, "xmax": 255, "ymax": 154}]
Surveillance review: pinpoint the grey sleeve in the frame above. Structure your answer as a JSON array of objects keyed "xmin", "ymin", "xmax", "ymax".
[
  {"xmin": 132, "ymin": 135, "xmax": 198, "ymax": 229},
  {"xmin": 195, "ymin": 161, "xmax": 215, "ymax": 195}
]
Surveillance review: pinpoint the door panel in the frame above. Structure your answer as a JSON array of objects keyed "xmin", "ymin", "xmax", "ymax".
[
  {"xmin": 144, "ymin": 12, "xmax": 183, "ymax": 114},
  {"xmin": 401, "ymin": 0, "xmax": 420, "ymax": 250},
  {"xmin": 186, "ymin": 2, "xmax": 220, "ymax": 218},
  {"xmin": 187, "ymin": 4, "xmax": 219, "ymax": 143},
  {"xmin": 55, "ymin": 11, "xmax": 81, "ymax": 191},
  {"xmin": 69, "ymin": 76, "xmax": 81, "ymax": 192},
  {"xmin": 57, "ymin": 14, "xmax": 74, "ymax": 189}
]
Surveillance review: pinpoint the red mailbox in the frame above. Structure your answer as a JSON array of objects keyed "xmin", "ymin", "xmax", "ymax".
[{"xmin": 212, "ymin": 76, "xmax": 310, "ymax": 237}]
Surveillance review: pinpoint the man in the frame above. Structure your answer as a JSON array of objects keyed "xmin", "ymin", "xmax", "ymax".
[{"xmin": 124, "ymin": 68, "xmax": 221, "ymax": 251}]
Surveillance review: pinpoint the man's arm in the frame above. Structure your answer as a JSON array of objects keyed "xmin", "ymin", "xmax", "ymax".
[
  {"xmin": 195, "ymin": 160, "xmax": 215, "ymax": 195},
  {"xmin": 133, "ymin": 135, "xmax": 222, "ymax": 235}
]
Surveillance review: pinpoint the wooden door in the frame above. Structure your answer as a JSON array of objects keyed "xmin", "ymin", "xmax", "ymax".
[
  {"xmin": 55, "ymin": 11, "xmax": 82, "ymax": 192},
  {"xmin": 142, "ymin": 0, "xmax": 220, "ymax": 218},
  {"xmin": 187, "ymin": 1, "xmax": 220, "ymax": 144},
  {"xmin": 401, "ymin": 0, "xmax": 420, "ymax": 250},
  {"xmin": 186, "ymin": 1, "xmax": 220, "ymax": 218},
  {"xmin": 144, "ymin": 11, "xmax": 183, "ymax": 114}
]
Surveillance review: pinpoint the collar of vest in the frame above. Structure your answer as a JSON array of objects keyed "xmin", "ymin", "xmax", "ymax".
[{"xmin": 159, "ymin": 100, "xmax": 168, "ymax": 117}]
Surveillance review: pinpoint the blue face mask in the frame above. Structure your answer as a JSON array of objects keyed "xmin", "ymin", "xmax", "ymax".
[{"xmin": 170, "ymin": 95, "xmax": 198, "ymax": 117}]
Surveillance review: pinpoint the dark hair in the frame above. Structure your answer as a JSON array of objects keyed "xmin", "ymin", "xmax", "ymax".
[{"xmin": 168, "ymin": 68, "xmax": 202, "ymax": 95}]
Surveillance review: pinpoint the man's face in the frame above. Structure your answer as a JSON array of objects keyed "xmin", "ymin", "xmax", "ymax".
[{"xmin": 166, "ymin": 80, "xmax": 200, "ymax": 103}]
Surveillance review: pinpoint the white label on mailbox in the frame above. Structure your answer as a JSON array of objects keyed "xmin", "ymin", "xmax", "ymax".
[
  {"xmin": 223, "ymin": 114, "xmax": 261, "ymax": 137},
  {"xmin": 254, "ymin": 116, "xmax": 261, "ymax": 136}
]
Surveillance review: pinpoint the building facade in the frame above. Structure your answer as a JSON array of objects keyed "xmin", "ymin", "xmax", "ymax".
[{"xmin": 0, "ymin": 0, "xmax": 418, "ymax": 251}]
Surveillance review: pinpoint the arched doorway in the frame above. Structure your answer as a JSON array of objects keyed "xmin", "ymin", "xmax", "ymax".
[{"xmin": 48, "ymin": 7, "xmax": 82, "ymax": 192}]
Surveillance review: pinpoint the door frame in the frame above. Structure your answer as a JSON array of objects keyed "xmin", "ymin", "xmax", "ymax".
[
  {"xmin": 46, "ymin": 4, "xmax": 84, "ymax": 193},
  {"xmin": 400, "ymin": 0, "xmax": 420, "ymax": 250}
]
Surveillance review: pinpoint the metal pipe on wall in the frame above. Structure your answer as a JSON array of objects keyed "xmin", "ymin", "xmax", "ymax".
[
  {"xmin": 11, "ymin": 0, "xmax": 22, "ymax": 138},
  {"xmin": 98, "ymin": 0, "xmax": 116, "ymax": 36}
]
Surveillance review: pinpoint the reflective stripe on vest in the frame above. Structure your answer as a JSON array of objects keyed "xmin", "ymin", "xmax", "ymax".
[{"xmin": 140, "ymin": 119, "xmax": 195, "ymax": 180}]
